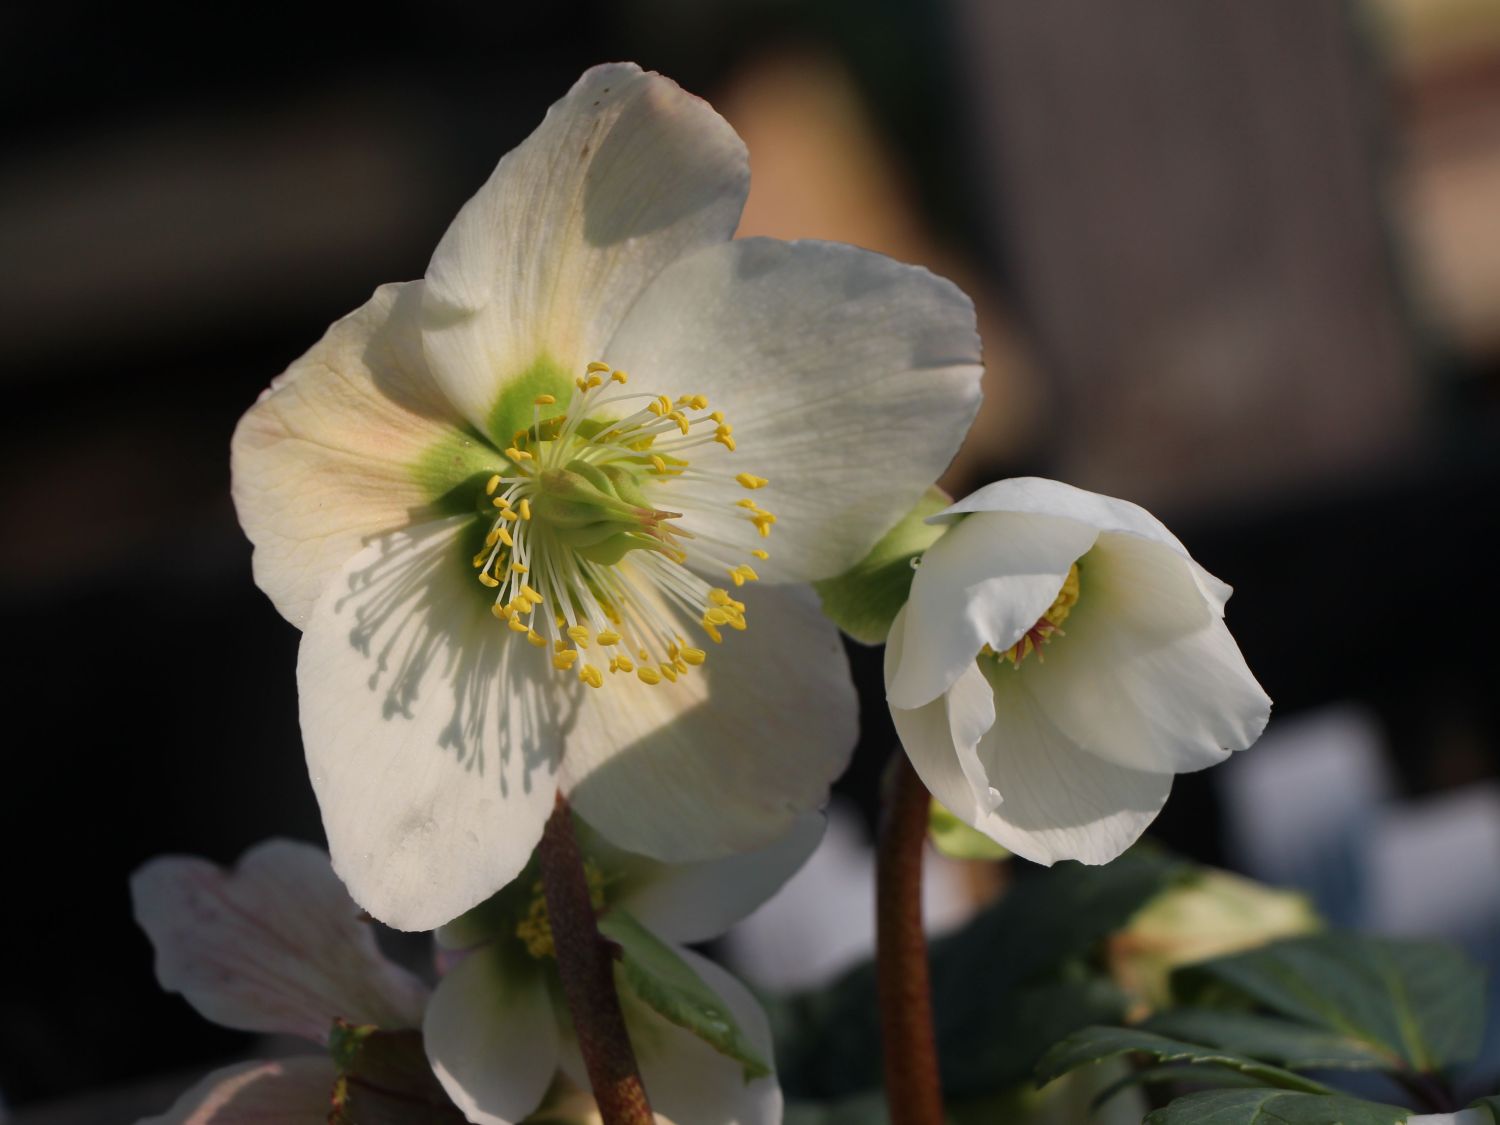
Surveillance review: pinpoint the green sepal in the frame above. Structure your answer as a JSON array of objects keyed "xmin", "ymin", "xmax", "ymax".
[
  {"xmin": 598, "ymin": 906, "xmax": 772, "ymax": 1081},
  {"xmin": 814, "ymin": 486, "xmax": 951, "ymax": 644},
  {"xmin": 929, "ymin": 798, "xmax": 1009, "ymax": 861},
  {"xmin": 328, "ymin": 1018, "xmax": 463, "ymax": 1122}
]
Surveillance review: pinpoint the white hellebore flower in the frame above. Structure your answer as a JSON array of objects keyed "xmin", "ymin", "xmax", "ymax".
[
  {"xmin": 423, "ymin": 813, "xmax": 822, "ymax": 1125},
  {"xmin": 231, "ymin": 62, "xmax": 981, "ymax": 931},
  {"xmin": 885, "ymin": 478, "xmax": 1271, "ymax": 865}
]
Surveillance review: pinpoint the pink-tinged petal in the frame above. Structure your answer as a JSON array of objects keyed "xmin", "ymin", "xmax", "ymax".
[
  {"xmin": 231, "ymin": 281, "xmax": 488, "ymax": 629},
  {"xmin": 139, "ymin": 1057, "xmax": 338, "ymax": 1125},
  {"xmin": 298, "ymin": 519, "xmax": 564, "ymax": 931},
  {"xmin": 131, "ymin": 840, "xmax": 428, "ymax": 1044},
  {"xmin": 1025, "ymin": 532, "xmax": 1271, "ymax": 774},
  {"xmin": 422, "ymin": 63, "xmax": 749, "ymax": 436},
  {"xmin": 887, "ymin": 510, "xmax": 1097, "ymax": 710},
  {"xmin": 424, "ymin": 948, "xmax": 559, "ymax": 1125},
  {"xmin": 604, "ymin": 237, "xmax": 982, "ymax": 586}
]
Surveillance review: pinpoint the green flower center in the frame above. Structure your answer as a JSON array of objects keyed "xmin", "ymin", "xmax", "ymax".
[{"xmin": 471, "ymin": 362, "xmax": 775, "ymax": 690}]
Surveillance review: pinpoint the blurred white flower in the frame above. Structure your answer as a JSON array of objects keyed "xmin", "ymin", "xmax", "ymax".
[
  {"xmin": 885, "ymin": 477, "xmax": 1270, "ymax": 865},
  {"xmin": 426, "ymin": 814, "xmax": 823, "ymax": 1125},
  {"xmin": 231, "ymin": 62, "xmax": 981, "ymax": 931}
]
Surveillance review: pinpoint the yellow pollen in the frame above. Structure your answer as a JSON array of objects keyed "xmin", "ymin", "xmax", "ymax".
[
  {"xmin": 736, "ymin": 474, "xmax": 768, "ymax": 489},
  {"xmin": 596, "ymin": 630, "xmax": 621, "ymax": 646},
  {"xmin": 519, "ymin": 498, "xmax": 532, "ymax": 521},
  {"xmin": 526, "ymin": 629, "xmax": 547, "ymax": 647},
  {"xmin": 586, "ymin": 361, "xmax": 611, "ymax": 373},
  {"xmin": 498, "ymin": 527, "xmax": 514, "ymax": 547},
  {"xmin": 751, "ymin": 549, "xmax": 769, "ymax": 559},
  {"xmin": 511, "ymin": 562, "xmax": 528, "ymax": 574},
  {"xmin": 650, "ymin": 455, "xmax": 668, "ymax": 474},
  {"xmin": 553, "ymin": 649, "xmax": 579, "ymax": 670},
  {"xmin": 659, "ymin": 662, "xmax": 679, "ymax": 683},
  {"xmin": 485, "ymin": 474, "xmax": 501, "ymax": 495},
  {"xmin": 709, "ymin": 411, "xmax": 724, "ymax": 423},
  {"xmin": 478, "ymin": 572, "xmax": 500, "ymax": 588},
  {"xmin": 515, "ymin": 863, "xmax": 605, "ymax": 959},
  {"xmin": 611, "ymin": 655, "xmax": 634, "ymax": 673},
  {"xmin": 1000, "ymin": 563, "xmax": 1081, "ymax": 667},
  {"xmin": 507, "ymin": 616, "xmax": 531, "ymax": 634},
  {"xmin": 680, "ymin": 647, "xmax": 706, "ymax": 666},
  {"xmin": 534, "ymin": 394, "xmax": 557, "ymax": 406},
  {"xmin": 611, "ymin": 369, "xmax": 628, "ymax": 384},
  {"xmin": 567, "ymin": 625, "xmax": 591, "ymax": 647},
  {"xmin": 579, "ymin": 664, "xmax": 604, "ymax": 689},
  {"xmin": 505, "ymin": 447, "xmax": 532, "ymax": 463},
  {"xmin": 668, "ymin": 410, "xmax": 690, "ymax": 435},
  {"xmin": 490, "ymin": 604, "xmax": 510, "ymax": 620},
  {"xmin": 637, "ymin": 665, "xmax": 662, "ymax": 686},
  {"xmin": 522, "ymin": 584, "xmax": 544, "ymax": 603}
]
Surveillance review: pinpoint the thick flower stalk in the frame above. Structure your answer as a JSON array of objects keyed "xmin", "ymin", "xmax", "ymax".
[
  {"xmin": 885, "ymin": 477, "xmax": 1271, "ymax": 864},
  {"xmin": 231, "ymin": 62, "xmax": 981, "ymax": 931}
]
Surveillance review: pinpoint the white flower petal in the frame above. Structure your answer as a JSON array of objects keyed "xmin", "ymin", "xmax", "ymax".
[
  {"xmin": 140, "ymin": 1057, "xmax": 338, "ymax": 1125},
  {"xmin": 887, "ymin": 510, "xmax": 1098, "ymax": 709},
  {"xmin": 886, "ymin": 605, "xmax": 998, "ymax": 820},
  {"xmin": 604, "ymin": 237, "xmax": 982, "ymax": 584},
  {"xmin": 422, "ymin": 63, "xmax": 749, "ymax": 434},
  {"xmin": 1025, "ymin": 531, "xmax": 1271, "ymax": 773},
  {"xmin": 598, "ymin": 813, "xmax": 826, "ymax": 945},
  {"xmin": 298, "ymin": 518, "xmax": 567, "ymax": 931},
  {"xmin": 967, "ymin": 674, "xmax": 1174, "ymax": 865},
  {"xmin": 555, "ymin": 950, "xmax": 780, "ymax": 1125},
  {"xmin": 424, "ymin": 948, "xmax": 559, "ymax": 1125},
  {"xmin": 231, "ymin": 281, "xmax": 483, "ymax": 628},
  {"xmin": 130, "ymin": 840, "xmax": 428, "ymax": 1043},
  {"xmin": 938, "ymin": 477, "xmax": 1229, "ymax": 611},
  {"xmin": 561, "ymin": 583, "xmax": 855, "ymax": 864}
]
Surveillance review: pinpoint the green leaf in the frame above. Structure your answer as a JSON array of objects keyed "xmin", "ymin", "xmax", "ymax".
[
  {"xmin": 1035, "ymin": 1026, "xmax": 1335, "ymax": 1095},
  {"xmin": 929, "ymin": 798, "xmax": 1010, "ymax": 861},
  {"xmin": 770, "ymin": 851, "xmax": 1190, "ymax": 1101},
  {"xmin": 813, "ymin": 487, "xmax": 949, "ymax": 643},
  {"xmin": 598, "ymin": 907, "xmax": 771, "ymax": 1080},
  {"xmin": 1142, "ymin": 1009, "xmax": 1390, "ymax": 1071},
  {"xmin": 1143, "ymin": 1088, "xmax": 1412, "ymax": 1124},
  {"xmin": 1172, "ymin": 934, "xmax": 1486, "ymax": 1074}
]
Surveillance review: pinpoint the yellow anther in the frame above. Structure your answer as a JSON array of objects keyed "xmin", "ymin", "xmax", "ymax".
[
  {"xmin": 667, "ymin": 410, "xmax": 690, "ymax": 435},
  {"xmin": 586, "ymin": 361, "xmax": 611, "ymax": 373},
  {"xmin": 498, "ymin": 527, "xmax": 514, "ymax": 547},
  {"xmin": 501, "ymin": 509, "xmax": 519, "ymax": 521},
  {"xmin": 522, "ymin": 584, "xmax": 544, "ymax": 604},
  {"xmin": 658, "ymin": 395, "xmax": 673, "ymax": 414},
  {"xmin": 611, "ymin": 369, "xmax": 628, "ymax": 384},
  {"xmin": 567, "ymin": 625, "xmax": 591, "ymax": 648},
  {"xmin": 681, "ymin": 647, "xmax": 706, "ymax": 666},
  {"xmin": 701, "ymin": 620, "xmax": 724, "ymax": 644},
  {"xmin": 638, "ymin": 648, "xmax": 650, "ymax": 661},
  {"xmin": 484, "ymin": 529, "xmax": 501, "ymax": 548},
  {"xmin": 492, "ymin": 497, "xmax": 509, "ymax": 509},
  {"xmin": 596, "ymin": 630, "xmax": 621, "ymax": 646},
  {"xmin": 637, "ymin": 665, "xmax": 662, "ymax": 686},
  {"xmin": 526, "ymin": 629, "xmax": 547, "ymax": 647},
  {"xmin": 650, "ymin": 455, "xmax": 668, "ymax": 474},
  {"xmin": 710, "ymin": 411, "xmax": 725, "ymax": 423},
  {"xmin": 717, "ymin": 433, "xmax": 737, "ymax": 452},
  {"xmin": 485, "ymin": 474, "xmax": 501, "ymax": 495},
  {"xmin": 472, "ymin": 551, "xmax": 487, "ymax": 568},
  {"xmin": 505, "ymin": 447, "xmax": 533, "ymax": 463},
  {"xmin": 508, "ymin": 616, "xmax": 531, "ymax": 634},
  {"xmin": 553, "ymin": 649, "xmax": 579, "ymax": 671},
  {"xmin": 752, "ymin": 512, "xmax": 776, "ymax": 536},
  {"xmin": 478, "ymin": 572, "xmax": 500, "ymax": 588},
  {"xmin": 728, "ymin": 564, "xmax": 759, "ymax": 586},
  {"xmin": 612, "ymin": 655, "xmax": 634, "ymax": 673},
  {"xmin": 647, "ymin": 400, "xmax": 665, "ymax": 416},
  {"xmin": 751, "ymin": 549, "xmax": 769, "ymax": 559},
  {"xmin": 511, "ymin": 562, "xmax": 529, "ymax": 574},
  {"xmin": 556, "ymin": 615, "xmax": 568, "ymax": 629},
  {"xmin": 587, "ymin": 373, "xmax": 603, "ymax": 389},
  {"xmin": 736, "ymin": 474, "xmax": 769, "ymax": 489},
  {"xmin": 519, "ymin": 498, "xmax": 532, "ymax": 521},
  {"xmin": 708, "ymin": 588, "xmax": 733, "ymax": 606},
  {"xmin": 704, "ymin": 607, "xmax": 730, "ymax": 626},
  {"xmin": 579, "ymin": 664, "xmax": 604, "ymax": 689},
  {"xmin": 534, "ymin": 394, "xmax": 557, "ymax": 406},
  {"xmin": 659, "ymin": 663, "xmax": 679, "ymax": 683},
  {"xmin": 490, "ymin": 603, "xmax": 511, "ymax": 620}
]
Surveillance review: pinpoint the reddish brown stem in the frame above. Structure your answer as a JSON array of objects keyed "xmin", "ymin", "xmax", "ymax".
[
  {"xmin": 877, "ymin": 752, "xmax": 945, "ymax": 1125},
  {"xmin": 537, "ymin": 794, "xmax": 654, "ymax": 1125}
]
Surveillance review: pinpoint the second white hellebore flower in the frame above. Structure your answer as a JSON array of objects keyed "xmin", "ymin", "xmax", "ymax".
[
  {"xmin": 231, "ymin": 63, "xmax": 981, "ymax": 929},
  {"xmin": 885, "ymin": 478, "xmax": 1270, "ymax": 864}
]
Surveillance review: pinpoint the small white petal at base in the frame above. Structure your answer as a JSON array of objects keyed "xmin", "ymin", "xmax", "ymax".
[
  {"xmin": 130, "ymin": 840, "xmax": 428, "ymax": 1043},
  {"xmin": 425, "ymin": 949, "xmax": 559, "ymax": 1125},
  {"xmin": 422, "ymin": 63, "xmax": 750, "ymax": 433},
  {"xmin": 139, "ymin": 1057, "xmax": 338, "ymax": 1125},
  {"xmin": 560, "ymin": 583, "xmax": 856, "ymax": 866},
  {"xmin": 604, "ymin": 237, "xmax": 982, "ymax": 586},
  {"xmin": 299, "ymin": 518, "xmax": 565, "ymax": 931}
]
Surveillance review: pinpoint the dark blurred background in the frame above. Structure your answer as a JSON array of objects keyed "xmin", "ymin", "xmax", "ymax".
[{"xmin": 4, "ymin": 0, "xmax": 1500, "ymax": 1118}]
